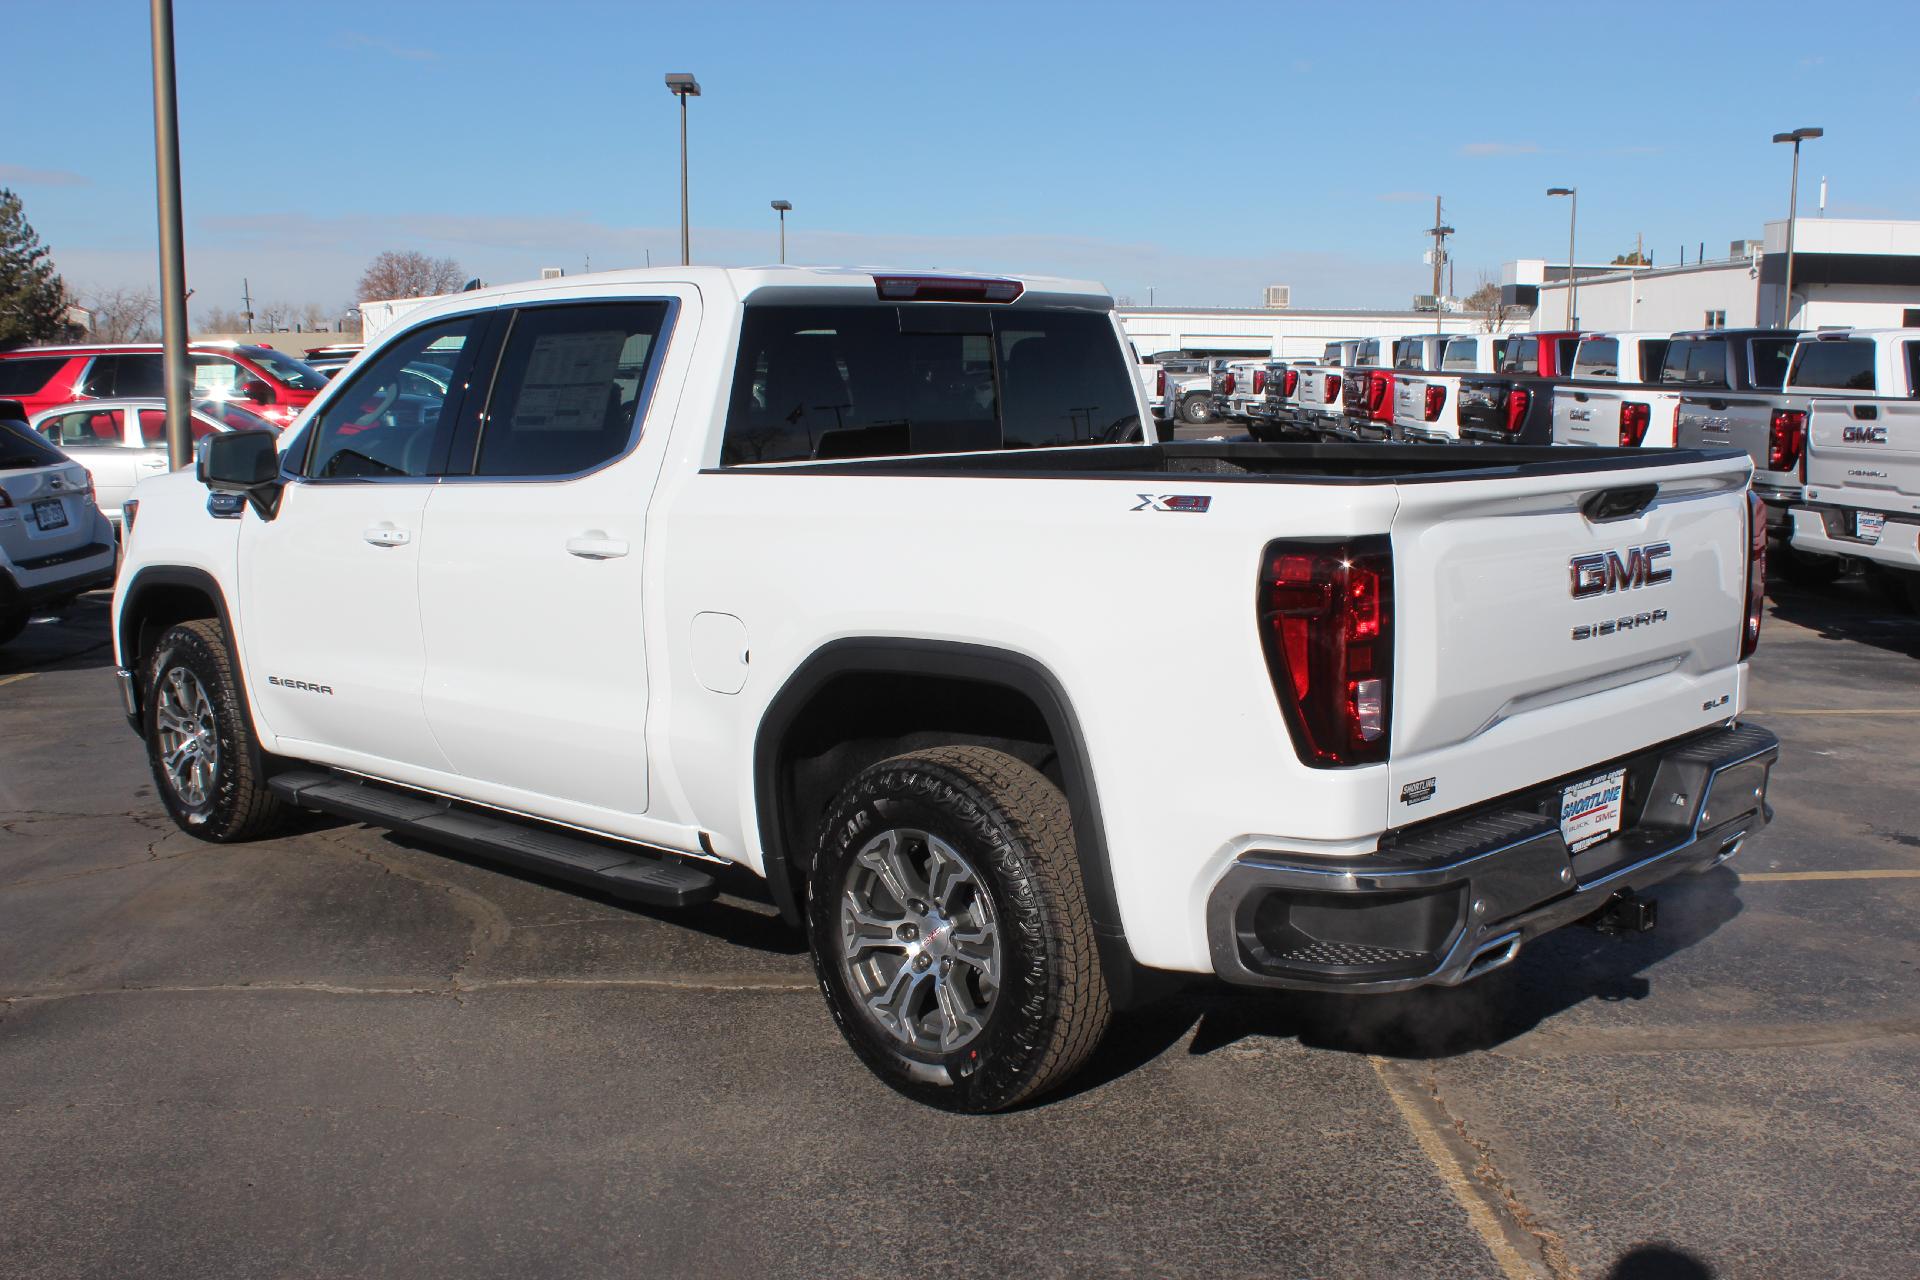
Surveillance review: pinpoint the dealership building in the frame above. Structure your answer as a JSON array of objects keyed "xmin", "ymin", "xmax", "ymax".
[
  {"xmin": 1114, "ymin": 305, "xmax": 1520, "ymax": 361},
  {"xmin": 1519, "ymin": 217, "xmax": 1920, "ymax": 334}
]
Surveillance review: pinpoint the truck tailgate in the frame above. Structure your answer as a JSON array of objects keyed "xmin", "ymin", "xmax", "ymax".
[
  {"xmin": 1386, "ymin": 455, "xmax": 1752, "ymax": 823},
  {"xmin": 1806, "ymin": 400, "xmax": 1920, "ymax": 510},
  {"xmin": 1553, "ymin": 385, "xmax": 1623, "ymax": 447}
]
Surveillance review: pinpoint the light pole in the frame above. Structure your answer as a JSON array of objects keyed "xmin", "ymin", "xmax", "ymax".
[
  {"xmin": 149, "ymin": 0, "xmax": 191, "ymax": 470},
  {"xmin": 770, "ymin": 200, "xmax": 791, "ymax": 264},
  {"xmin": 1771, "ymin": 127, "xmax": 1823, "ymax": 328},
  {"xmin": 664, "ymin": 73, "xmax": 700, "ymax": 265},
  {"xmin": 1547, "ymin": 187, "xmax": 1577, "ymax": 329}
]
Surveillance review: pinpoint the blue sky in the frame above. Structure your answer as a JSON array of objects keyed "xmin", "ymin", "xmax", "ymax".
[{"xmin": 10, "ymin": 0, "xmax": 1917, "ymax": 319}]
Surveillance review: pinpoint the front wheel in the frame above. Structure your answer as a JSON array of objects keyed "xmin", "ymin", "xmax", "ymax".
[
  {"xmin": 144, "ymin": 619, "xmax": 287, "ymax": 841},
  {"xmin": 1180, "ymin": 394, "xmax": 1215, "ymax": 426},
  {"xmin": 806, "ymin": 746, "xmax": 1111, "ymax": 1112}
]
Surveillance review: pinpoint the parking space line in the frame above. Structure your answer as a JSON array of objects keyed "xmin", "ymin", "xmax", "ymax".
[
  {"xmin": 1750, "ymin": 708, "xmax": 1920, "ymax": 716},
  {"xmin": 1370, "ymin": 1058, "xmax": 1546, "ymax": 1280},
  {"xmin": 0, "ymin": 672, "xmax": 38, "ymax": 689},
  {"xmin": 1741, "ymin": 869, "xmax": 1920, "ymax": 882}
]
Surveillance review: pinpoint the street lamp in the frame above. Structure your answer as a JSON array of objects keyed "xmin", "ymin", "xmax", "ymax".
[
  {"xmin": 1547, "ymin": 187, "xmax": 1577, "ymax": 329},
  {"xmin": 664, "ymin": 72, "xmax": 700, "ymax": 265},
  {"xmin": 1771, "ymin": 127, "xmax": 1823, "ymax": 328},
  {"xmin": 770, "ymin": 199, "xmax": 792, "ymax": 264}
]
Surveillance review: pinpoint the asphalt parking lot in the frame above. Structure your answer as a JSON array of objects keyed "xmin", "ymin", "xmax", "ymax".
[{"xmin": 4, "ymin": 579, "xmax": 1918, "ymax": 1280}]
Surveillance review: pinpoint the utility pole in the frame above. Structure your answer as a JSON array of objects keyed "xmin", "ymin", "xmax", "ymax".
[
  {"xmin": 242, "ymin": 277, "xmax": 253, "ymax": 334},
  {"xmin": 149, "ymin": 0, "xmax": 191, "ymax": 471},
  {"xmin": 1426, "ymin": 197, "xmax": 1454, "ymax": 299}
]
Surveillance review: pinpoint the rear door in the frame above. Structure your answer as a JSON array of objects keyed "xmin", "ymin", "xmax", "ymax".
[
  {"xmin": 1386, "ymin": 455, "xmax": 1752, "ymax": 823},
  {"xmin": 417, "ymin": 293, "xmax": 687, "ymax": 818}
]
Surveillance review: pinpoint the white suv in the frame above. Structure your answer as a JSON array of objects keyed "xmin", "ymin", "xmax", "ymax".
[{"xmin": 0, "ymin": 407, "xmax": 117, "ymax": 646}]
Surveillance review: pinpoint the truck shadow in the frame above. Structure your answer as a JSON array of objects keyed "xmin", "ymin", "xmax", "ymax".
[
  {"xmin": 1068, "ymin": 867, "xmax": 1745, "ymax": 1094},
  {"xmin": 1766, "ymin": 576, "xmax": 1920, "ymax": 660},
  {"xmin": 0, "ymin": 591, "xmax": 117, "ymax": 674}
]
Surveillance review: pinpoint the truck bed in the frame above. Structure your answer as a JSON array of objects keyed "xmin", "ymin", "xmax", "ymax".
[{"xmin": 735, "ymin": 439, "xmax": 1749, "ymax": 483}]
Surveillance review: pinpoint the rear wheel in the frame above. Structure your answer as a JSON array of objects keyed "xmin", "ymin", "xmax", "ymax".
[
  {"xmin": 806, "ymin": 746, "xmax": 1111, "ymax": 1112},
  {"xmin": 1773, "ymin": 541, "xmax": 1841, "ymax": 587},
  {"xmin": 145, "ymin": 619, "xmax": 287, "ymax": 841}
]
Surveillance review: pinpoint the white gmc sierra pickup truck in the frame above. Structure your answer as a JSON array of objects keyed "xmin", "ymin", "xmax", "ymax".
[{"xmin": 112, "ymin": 266, "xmax": 1779, "ymax": 1112}]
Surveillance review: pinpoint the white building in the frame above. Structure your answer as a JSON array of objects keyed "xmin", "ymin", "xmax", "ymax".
[
  {"xmin": 1524, "ymin": 217, "xmax": 1920, "ymax": 334},
  {"xmin": 1116, "ymin": 306, "xmax": 1522, "ymax": 361}
]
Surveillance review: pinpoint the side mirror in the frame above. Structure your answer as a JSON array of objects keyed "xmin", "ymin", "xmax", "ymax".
[
  {"xmin": 200, "ymin": 429, "xmax": 283, "ymax": 519},
  {"xmin": 243, "ymin": 380, "xmax": 274, "ymax": 405}
]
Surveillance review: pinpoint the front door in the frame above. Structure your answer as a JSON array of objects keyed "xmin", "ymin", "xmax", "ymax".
[
  {"xmin": 237, "ymin": 314, "xmax": 485, "ymax": 773},
  {"xmin": 417, "ymin": 295, "xmax": 682, "ymax": 817}
]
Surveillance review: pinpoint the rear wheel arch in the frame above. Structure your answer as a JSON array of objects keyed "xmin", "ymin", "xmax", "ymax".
[{"xmin": 753, "ymin": 639, "xmax": 1133, "ymax": 995}]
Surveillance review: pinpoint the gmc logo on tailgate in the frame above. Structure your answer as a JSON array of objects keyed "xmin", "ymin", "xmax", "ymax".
[{"xmin": 1570, "ymin": 542, "xmax": 1673, "ymax": 598}]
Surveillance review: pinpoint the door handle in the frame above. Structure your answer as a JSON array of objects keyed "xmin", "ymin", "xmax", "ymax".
[
  {"xmin": 566, "ymin": 533, "xmax": 629, "ymax": 560},
  {"xmin": 139, "ymin": 458, "xmax": 168, "ymax": 469},
  {"xmin": 362, "ymin": 524, "xmax": 412, "ymax": 547}
]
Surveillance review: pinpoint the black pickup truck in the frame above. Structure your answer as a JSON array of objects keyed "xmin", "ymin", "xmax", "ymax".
[{"xmin": 1457, "ymin": 330, "xmax": 1582, "ymax": 445}]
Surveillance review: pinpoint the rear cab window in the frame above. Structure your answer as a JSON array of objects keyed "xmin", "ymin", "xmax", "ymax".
[
  {"xmin": 1572, "ymin": 338, "xmax": 1619, "ymax": 380},
  {"xmin": 1660, "ymin": 339, "xmax": 1729, "ymax": 388},
  {"xmin": 1787, "ymin": 340, "xmax": 1876, "ymax": 393},
  {"xmin": 720, "ymin": 304, "xmax": 1137, "ymax": 465},
  {"xmin": 1441, "ymin": 339, "xmax": 1477, "ymax": 372},
  {"xmin": 1504, "ymin": 337, "xmax": 1540, "ymax": 374}
]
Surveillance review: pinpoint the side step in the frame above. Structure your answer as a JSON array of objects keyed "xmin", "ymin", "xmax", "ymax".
[{"xmin": 268, "ymin": 770, "xmax": 719, "ymax": 909}]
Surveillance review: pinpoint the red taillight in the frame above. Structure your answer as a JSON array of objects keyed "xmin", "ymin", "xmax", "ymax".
[
  {"xmin": 1284, "ymin": 368, "xmax": 1299, "ymax": 397},
  {"xmin": 1768, "ymin": 408, "xmax": 1806, "ymax": 473},
  {"xmin": 1258, "ymin": 538, "xmax": 1394, "ymax": 767},
  {"xmin": 1155, "ymin": 369, "xmax": 1165, "ymax": 397},
  {"xmin": 1223, "ymin": 373, "xmax": 1237, "ymax": 396},
  {"xmin": 1743, "ymin": 489, "xmax": 1766, "ymax": 659},
  {"xmin": 1423, "ymin": 384, "xmax": 1445, "ymax": 422},
  {"xmin": 1253, "ymin": 369, "xmax": 1266, "ymax": 395},
  {"xmin": 1619, "ymin": 401, "xmax": 1651, "ymax": 447},
  {"xmin": 872, "ymin": 274, "xmax": 1023, "ymax": 303},
  {"xmin": 1366, "ymin": 371, "xmax": 1394, "ymax": 421},
  {"xmin": 1504, "ymin": 386, "xmax": 1530, "ymax": 434},
  {"xmin": 1324, "ymin": 374, "xmax": 1339, "ymax": 403}
]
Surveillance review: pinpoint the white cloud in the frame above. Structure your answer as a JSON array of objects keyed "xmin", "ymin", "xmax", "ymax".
[
  {"xmin": 1458, "ymin": 141, "xmax": 1542, "ymax": 157},
  {"xmin": 0, "ymin": 165, "xmax": 89, "ymax": 188}
]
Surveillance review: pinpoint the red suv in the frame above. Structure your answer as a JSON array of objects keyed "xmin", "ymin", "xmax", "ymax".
[{"xmin": 0, "ymin": 342, "xmax": 327, "ymax": 429}]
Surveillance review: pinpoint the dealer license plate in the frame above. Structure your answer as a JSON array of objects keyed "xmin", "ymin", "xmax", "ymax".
[
  {"xmin": 1560, "ymin": 768, "xmax": 1626, "ymax": 853},
  {"xmin": 32, "ymin": 498, "xmax": 68, "ymax": 532},
  {"xmin": 1856, "ymin": 511, "xmax": 1885, "ymax": 543}
]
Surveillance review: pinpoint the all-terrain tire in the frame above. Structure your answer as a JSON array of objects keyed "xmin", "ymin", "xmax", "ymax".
[
  {"xmin": 805, "ymin": 746, "xmax": 1111, "ymax": 1112},
  {"xmin": 145, "ymin": 619, "xmax": 288, "ymax": 842}
]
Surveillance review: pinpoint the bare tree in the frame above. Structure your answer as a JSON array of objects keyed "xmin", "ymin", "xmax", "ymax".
[
  {"xmin": 82, "ymin": 285, "xmax": 159, "ymax": 341},
  {"xmin": 196, "ymin": 304, "xmax": 247, "ymax": 333},
  {"xmin": 357, "ymin": 250, "xmax": 464, "ymax": 303},
  {"xmin": 1464, "ymin": 271, "xmax": 1520, "ymax": 334},
  {"xmin": 298, "ymin": 301, "xmax": 330, "ymax": 332},
  {"xmin": 253, "ymin": 300, "xmax": 293, "ymax": 331}
]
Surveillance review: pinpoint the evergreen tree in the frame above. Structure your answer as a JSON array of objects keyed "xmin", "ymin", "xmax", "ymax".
[{"xmin": 0, "ymin": 189, "xmax": 69, "ymax": 348}]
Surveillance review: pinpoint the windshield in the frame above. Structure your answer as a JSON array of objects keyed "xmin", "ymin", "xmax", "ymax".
[
  {"xmin": 243, "ymin": 347, "xmax": 329, "ymax": 391},
  {"xmin": 0, "ymin": 416, "xmax": 68, "ymax": 469}
]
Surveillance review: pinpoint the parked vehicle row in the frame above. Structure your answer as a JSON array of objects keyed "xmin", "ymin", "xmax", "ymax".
[{"xmin": 0, "ymin": 341, "xmax": 328, "ymax": 429}]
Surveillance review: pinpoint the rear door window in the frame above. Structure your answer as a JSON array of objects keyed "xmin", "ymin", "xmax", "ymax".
[
  {"xmin": 471, "ymin": 301, "xmax": 667, "ymax": 478},
  {"xmin": 39, "ymin": 408, "xmax": 124, "ymax": 447},
  {"xmin": 80, "ymin": 353, "xmax": 165, "ymax": 398},
  {"xmin": 0, "ymin": 356, "xmax": 66, "ymax": 396},
  {"xmin": 722, "ymin": 305, "xmax": 1136, "ymax": 465},
  {"xmin": 1787, "ymin": 340, "xmax": 1876, "ymax": 392}
]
